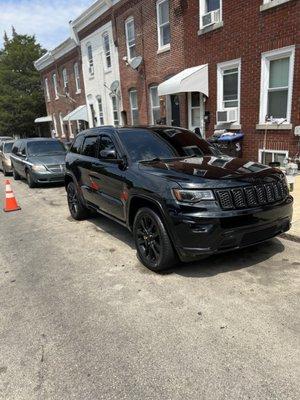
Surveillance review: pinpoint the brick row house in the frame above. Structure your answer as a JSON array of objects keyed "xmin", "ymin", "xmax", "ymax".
[
  {"xmin": 34, "ymin": 38, "xmax": 88, "ymax": 140},
  {"xmin": 35, "ymin": 0, "xmax": 300, "ymax": 164}
]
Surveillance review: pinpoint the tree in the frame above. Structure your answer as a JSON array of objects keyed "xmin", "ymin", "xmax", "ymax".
[{"xmin": 0, "ymin": 29, "xmax": 47, "ymax": 138}]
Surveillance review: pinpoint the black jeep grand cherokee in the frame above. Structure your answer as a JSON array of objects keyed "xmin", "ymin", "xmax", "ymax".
[{"xmin": 65, "ymin": 126, "xmax": 293, "ymax": 271}]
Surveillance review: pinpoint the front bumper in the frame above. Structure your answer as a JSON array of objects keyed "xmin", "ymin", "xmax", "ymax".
[
  {"xmin": 168, "ymin": 196, "xmax": 293, "ymax": 262},
  {"xmin": 31, "ymin": 171, "xmax": 65, "ymax": 184}
]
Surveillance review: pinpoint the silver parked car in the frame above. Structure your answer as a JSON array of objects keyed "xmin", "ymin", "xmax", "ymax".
[{"xmin": 0, "ymin": 140, "xmax": 14, "ymax": 176}]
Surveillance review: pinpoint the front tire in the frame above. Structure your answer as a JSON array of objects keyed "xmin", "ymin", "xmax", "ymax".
[
  {"xmin": 133, "ymin": 207, "xmax": 177, "ymax": 272},
  {"xmin": 26, "ymin": 170, "xmax": 37, "ymax": 188},
  {"xmin": 67, "ymin": 181, "xmax": 89, "ymax": 220}
]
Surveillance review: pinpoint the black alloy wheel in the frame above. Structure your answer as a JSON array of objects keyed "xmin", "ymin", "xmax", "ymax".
[
  {"xmin": 67, "ymin": 182, "xmax": 89, "ymax": 220},
  {"xmin": 133, "ymin": 207, "xmax": 177, "ymax": 272}
]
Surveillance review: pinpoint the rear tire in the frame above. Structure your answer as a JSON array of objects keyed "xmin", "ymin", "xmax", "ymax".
[
  {"xmin": 67, "ymin": 181, "xmax": 89, "ymax": 220},
  {"xmin": 13, "ymin": 167, "xmax": 20, "ymax": 181},
  {"xmin": 133, "ymin": 207, "xmax": 177, "ymax": 272},
  {"xmin": 26, "ymin": 171, "xmax": 37, "ymax": 188}
]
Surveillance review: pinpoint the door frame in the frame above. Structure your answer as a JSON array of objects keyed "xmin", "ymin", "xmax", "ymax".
[{"xmin": 188, "ymin": 92, "xmax": 205, "ymax": 138}]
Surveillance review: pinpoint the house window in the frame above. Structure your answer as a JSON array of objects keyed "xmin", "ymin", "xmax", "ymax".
[
  {"xmin": 190, "ymin": 92, "xmax": 201, "ymax": 127},
  {"xmin": 150, "ymin": 86, "xmax": 160, "ymax": 124},
  {"xmin": 44, "ymin": 78, "xmax": 50, "ymax": 101},
  {"xmin": 156, "ymin": 0, "xmax": 170, "ymax": 51},
  {"xmin": 111, "ymin": 95, "xmax": 120, "ymax": 126},
  {"xmin": 199, "ymin": 0, "xmax": 222, "ymax": 30},
  {"xmin": 259, "ymin": 149, "xmax": 288, "ymax": 167},
  {"xmin": 74, "ymin": 63, "xmax": 81, "ymax": 93},
  {"xmin": 125, "ymin": 17, "xmax": 136, "ymax": 60},
  {"xmin": 217, "ymin": 59, "xmax": 241, "ymax": 124},
  {"xmin": 90, "ymin": 104, "xmax": 96, "ymax": 128},
  {"xmin": 129, "ymin": 89, "xmax": 139, "ymax": 125},
  {"xmin": 87, "ymin": 43, "xmax": 94, "ymax": 76},
  {"xmin": 52, "ymin": 73, "xmax": 58, "ymax": 99},
  {"xmin": 97, "ymin": 96, "xmax": 105, "ymax": 125},
  {"xmin": 103, "ymin": 33, "xmax": 112, "ymax": 69},
  {"xmin": 62, "ymin": 68, "xmax": 68, "ymax": 90},
  {"xmin": 259, "ymin": 46, "xmax": 295, "ymax": 124}
]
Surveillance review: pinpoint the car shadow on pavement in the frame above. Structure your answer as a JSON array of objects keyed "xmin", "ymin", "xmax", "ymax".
[
  {"xmin": 87, "ymin": 215, "xmax": 136, "ymax": 249},
  {"xmin": 170, "ymin": 238, "xmax": 285, "ymax": 278},
  {"xmin": 85, "ymin": 214, "xmax": 286, "ymax": 277}
]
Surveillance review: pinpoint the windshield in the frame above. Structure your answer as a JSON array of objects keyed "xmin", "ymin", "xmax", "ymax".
[
  {"xmin": 118, "ymin": 128, "xmax": 221, "ymax": 162},
  {"xmin": 3, "ymin": 142, "xmax": 13, "ymax": 153},
  {"xmin": 27, "ymin": 141, "xmax": 66, "ymax": 156}
]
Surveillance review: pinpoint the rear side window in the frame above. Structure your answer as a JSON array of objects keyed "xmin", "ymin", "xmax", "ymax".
[
  {"xmin": 70, "ymin": 135, "xmax": 84, "ymax": 154},
  {"xmin": 81, "ymin": 136, "xmax": 98, "ymax": 158},
  {"xmin": 12, "ymin": 141, "xmax": 21, "ymax": 154}
]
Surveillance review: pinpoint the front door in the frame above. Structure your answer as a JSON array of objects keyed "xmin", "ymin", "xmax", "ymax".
[
  {"xmin": 170, "ymin": 95, "xmax": 181, "ymax": 127},
  {"xmin": 188, "ymin": 92, "xmax": 205, "ymax": 138}
]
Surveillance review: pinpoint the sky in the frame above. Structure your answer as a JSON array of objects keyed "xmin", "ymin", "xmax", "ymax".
[{"xmin": 0, "ymin": 0, "xmax": 94, "ymax": 50}]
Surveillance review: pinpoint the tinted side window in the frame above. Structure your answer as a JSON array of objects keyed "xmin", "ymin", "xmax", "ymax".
[
  {"xmin": 99, "ymin": 135, "xmax": 116, "ymax": 154},
  {"xmin": 70, "ymin": 135, "xmax": 84, "ymax": 154},
  {"xmin": 81, "ymin": 136, "xmax": 98, "ymax": 158}
]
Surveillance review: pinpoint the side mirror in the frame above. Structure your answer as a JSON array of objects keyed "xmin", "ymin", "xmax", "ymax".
[
  {"xmin": 17, "ymin": 151, "xmax": 24, "ymax": 157},
  {"xmin": 100, "ymin": 149, "xmax": 117, "ymax": 159}
]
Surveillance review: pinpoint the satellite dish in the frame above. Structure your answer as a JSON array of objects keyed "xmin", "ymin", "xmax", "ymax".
[
  {"xmin": 129, "ymin": 56, "xmax": 143, "ymax": 70},
  {"xmin": 110, "ymin": 80, "xmax": 120, "ymax": 93}
]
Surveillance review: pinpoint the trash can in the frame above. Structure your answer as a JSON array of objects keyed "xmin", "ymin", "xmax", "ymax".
[{"xmin": 209, "ymin": 132, "xmax": 244, "ymax": 158}]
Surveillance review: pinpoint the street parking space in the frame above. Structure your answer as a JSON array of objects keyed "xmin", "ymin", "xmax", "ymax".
[{"xmin": 0, "ymin": 180, "xmax": 300, "ymax": 400}]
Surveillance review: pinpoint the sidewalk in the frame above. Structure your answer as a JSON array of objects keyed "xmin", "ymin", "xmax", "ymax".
[{"xmin": 282, "ymin": 174, "xmax": 300, "ymax": 242}]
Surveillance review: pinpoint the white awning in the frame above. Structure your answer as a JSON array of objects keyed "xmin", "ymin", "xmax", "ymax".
[
  {"xmin": 63, "ymin": 105, "xmax": 88, "ymax": 122},
  {"xmin": 157, "ymin": 64, "xmax": 209, "ymax": 97},
  {"xmin": 35, "ymin": 116, "xmax": 52, "ymax": 123}
]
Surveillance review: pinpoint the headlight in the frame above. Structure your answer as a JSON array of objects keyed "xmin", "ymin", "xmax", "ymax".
[
  {"xmin": 173, "ymin": 189, "xmax": 215, "ymax": 203},
  {"xmin": 32, "ymin": 164, "xmax": 47, "ymax": 172}
]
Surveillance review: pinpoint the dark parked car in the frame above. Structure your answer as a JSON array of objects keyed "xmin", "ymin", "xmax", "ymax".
[
  {"xmin": 0, "ymin": 140, "xmax": 14, "ymax": 176},
  {"xmin": 65, "ymin": 126, "xmax": 293, "ymax": 271},
  {"xmin": 11, "ymin": 138, "xmax": 67, "ymax": 187}
]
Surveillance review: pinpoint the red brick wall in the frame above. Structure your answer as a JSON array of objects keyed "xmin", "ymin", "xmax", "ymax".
[
  {"xmin": 40, "ymin": 47, "xmax": 86, "ymax": 139},
  {"xmin": 183, "ymin": 0, "xmax": 300, "ymax": 160},
  {"xmin": 113, "ymin": 0, "xmax": 186, "ymax": 126}
]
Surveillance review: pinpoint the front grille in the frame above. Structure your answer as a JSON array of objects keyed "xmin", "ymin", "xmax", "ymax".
[
  {"xmin": 47, "ymin": 164, "xmax": 65, "ymax": 173},
  {"xmin": 216, "ymin": 180, "xmax": 288, "ymax": 210}
]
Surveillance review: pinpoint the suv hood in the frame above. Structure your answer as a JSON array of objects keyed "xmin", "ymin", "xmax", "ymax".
[
  {"xmin": 28, "ymin": 153, "xmax": 66, "ymax": 165},
  {"xmin": 139, "ymin": 156, "xmax": 283, "ymax": 188}
]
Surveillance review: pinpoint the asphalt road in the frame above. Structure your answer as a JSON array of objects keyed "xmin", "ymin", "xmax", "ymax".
[{"xmin": 0, "ymin": 179, "xmax": 299, "ymax": 400}]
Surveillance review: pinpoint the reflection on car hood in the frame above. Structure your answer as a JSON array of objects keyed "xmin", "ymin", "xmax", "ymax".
[
  {"xmin": 139, "ymin": 155, "xmax": 283, "ymax": 184},
  {"xmin": 28, "ymin": 154, "xmax": 66, "ymax": 165}
]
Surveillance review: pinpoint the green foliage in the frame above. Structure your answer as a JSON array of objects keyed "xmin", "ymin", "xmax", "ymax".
[{"xmin": 0, "ymin": 29, "xmax": 47, "ymax": 137}]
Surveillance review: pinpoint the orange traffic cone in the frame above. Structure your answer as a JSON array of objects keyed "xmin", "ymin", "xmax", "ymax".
[{"xmin": 3, "ymin": 180, "xmax": 21, "ymax": 212}]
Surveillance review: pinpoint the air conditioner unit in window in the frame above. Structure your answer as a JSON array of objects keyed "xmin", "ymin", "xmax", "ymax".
[
  {"xmin": 216, "ymin": 108, "xmax": 238, "ymax": 124},
  {"xmin": 202, "ymin": 9, "xmax": 220, "ymax": 28}
]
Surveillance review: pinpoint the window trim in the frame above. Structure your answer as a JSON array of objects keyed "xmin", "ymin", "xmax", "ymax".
[
  {"xmin": 86, "ymin": 43, "xmax": 94, "ymax": 76},
  {"xmin": 125, "ymin": 16, "xmax": 136, "ymax": 61},
  {"xmin": 44, "ymin": 78, "xmax": 50, "ymax": 101},
  {"xmin": 62, "ymin": 68, "xmax": 68, "ymax": 90},
  {"xmin": 102, "ymin": 32, "xmax": 112, "ymax": 70},
  {"xmin": 129, "ymin": 89, "xmax": 139, "ymax": 126},
  {"xmin": 199, "ymin": 0, "xmax": 223, "ymax": 32},
  {"xmin": 217, "ymin": 58, "xmax": 241, "ymax": 126},
  {"xmin": 258, "ymin": 148, "xmax": 288, "ymax": 165},
  {"xmin": 149, "ymin": 86, "xmax": 160, "ymax": 125},
  {"xmin": 52, "ymin": 73, "xmax": 58, "ymax": 100},
  {"xmin": 259, "ymin": 45, "xmax": 295, "ymax": 125},
  {"xmin": 96, "ymin": 95, "xmax": 105, "ymax": 126},
  {"xmin": 260, "ymin": 0, "xmax": 292, "ymax": 12},
  {"xmin": 156, "ymin": 0, "xmax": 171, "ymax": 52},
  {"xmin": 74, "ymin": 62, "xmax": 81, "ymax": 94}
]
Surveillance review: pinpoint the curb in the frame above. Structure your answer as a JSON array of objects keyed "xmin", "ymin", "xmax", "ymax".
[{"xmin": 280, "ymin": 233, "xmax": 300, "ymax": 244}]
